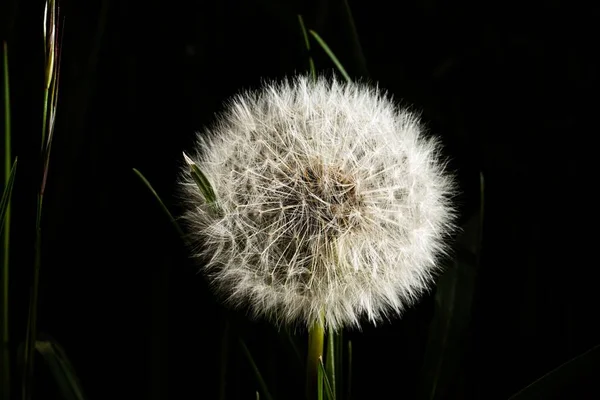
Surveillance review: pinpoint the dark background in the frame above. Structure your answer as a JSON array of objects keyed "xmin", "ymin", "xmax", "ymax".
[{"xmin": 1, "ymin": 0, "xmax": 598, "ymax": 399}]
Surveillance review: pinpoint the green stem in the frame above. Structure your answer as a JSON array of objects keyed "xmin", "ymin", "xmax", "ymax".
[
  {"xmin": 41, "ymin": 89, "xmax": 49, "ymax": 153},
  {"xmin": 2, "ymin": 39, "xmax": 12, "ymax": 400},
  {"xmin": 306, "ymin": 314, "xmax": 325, "ymax": 400},
  {"xmin": 326, "ymin": 329, "xmax": 335, "ymax": 399},
  {"xmin": 23, "ymin": 194, "xmax": 43, "ymax": 400},
  {"xmin": 219, "ymin": 319, "xmax": 229, "ymax": 400}
]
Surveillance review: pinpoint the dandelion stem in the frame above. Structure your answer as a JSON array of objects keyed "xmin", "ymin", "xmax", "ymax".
[{"xmin": 306, "ymin": 313, "xmax": 325, "ymax": 400}]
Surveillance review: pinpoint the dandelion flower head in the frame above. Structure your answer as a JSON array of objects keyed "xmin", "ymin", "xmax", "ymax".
[{"xmin": 180, "ymin": 74, "xmax": 456, "ymax": 330}]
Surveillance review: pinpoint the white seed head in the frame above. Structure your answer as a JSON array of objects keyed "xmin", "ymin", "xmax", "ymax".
[{"xmin": 179, "ymin": 75, "xmax": 456, "ymax": 331}]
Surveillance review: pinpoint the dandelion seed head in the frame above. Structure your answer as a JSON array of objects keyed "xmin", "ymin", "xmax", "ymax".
[{"xmin": 179, "ymin": 75, "xmax": 456, "ymax": 330}]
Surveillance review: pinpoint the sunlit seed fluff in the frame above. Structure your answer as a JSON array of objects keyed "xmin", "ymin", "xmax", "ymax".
[{"xmin": 179, "ymin": 74, "xmax": 456, "ymax": 331}]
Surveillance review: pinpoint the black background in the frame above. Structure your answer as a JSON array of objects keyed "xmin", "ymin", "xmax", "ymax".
[{"xmin": 1, "ymin": 0, "xmax": 598, "ymax": 399}]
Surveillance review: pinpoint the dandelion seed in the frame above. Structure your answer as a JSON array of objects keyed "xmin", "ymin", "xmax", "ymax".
[{"xmin": 179, "ymin": 74, "xmax": 456, "ymax": 331}]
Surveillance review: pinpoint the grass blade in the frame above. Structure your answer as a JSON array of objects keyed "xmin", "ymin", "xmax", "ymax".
[
  {"xmin": 0, "ymin": 159, "xmax": 17, "ymax": 236},
  {"xmin": 318, "ymin": 357, "xmax": 334, "ymax": 400},
  {"xmin": 297, "ymin": 15, "xmax": 316, "ymax": 81},
  {"xmin": 334, "ymin": 331, "xmax": 343, "ymax": 400},
  {"xmin": 2, "ymin": 39, "xmax": 13, "ymax": 400},
  {"xmin": 24, "ymin": 4, "xmax": 63, "ymax": 398},
  {"xmin": 132, "ymin": 168, "xmax": 186, "ymax": 240},
  {"xmin": 317, "ymin": 358, "xmax": 323, "ymax": 400},
  {"xmin": 219, "ymin": 319, "xmax": 229, "ymax": 400},
  {"xmin": 340, "ymin": 0, "xmax": 368, "ymax": 78},
  {"xmin": 419, "ymin": 172, "xmax": 485, "ymax": 400},
  {"xmin": 308, "ymin": 30, "xmax": 351, "ymax": 83},
  {"xmin": 34, "ymin": 334, "xmax": 87, "ymax": 400},
  {"xmin": 182, "ymin": 152, "xmax": 219, "ymax": 214},
  {"xmin": 346, "ymin": 340, "xmax": 352, "ymax": 400},
  {"xmin": 325, "ymin": 330, "xmax": 335, "ymax": 399},
  {"xmin": 508, "ymin": 344, "xmax": 600, "ymax": 399},
  {"xmin": 239, "ymin": 338, "xmax": 274, "ymax": 400}
]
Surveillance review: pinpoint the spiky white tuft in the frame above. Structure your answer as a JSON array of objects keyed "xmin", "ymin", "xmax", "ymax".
[{"xmin": 179, "ymin": 75, "xmax": 456, "ymax": 331}]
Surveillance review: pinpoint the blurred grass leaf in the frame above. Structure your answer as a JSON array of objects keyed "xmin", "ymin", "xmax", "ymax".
[
  {"xmin": 0, "ymin": 158, "xmax": 17, "ymax": 238},
  {"xmin": 239, "ymin": 338, "xmax": 274, "ymax": 400},
  {"xmin": 297, "ymin": 15, "xmax": 316, "ymax": 81},
  {"xmin": 340, "ymin": 0, "xmax": 368, "ymax": 78},
  {"xmin": 508, "ymin": 344, "xmax": 600, "ymax": 400},
  {"xmin": 419, "ymin": 172, "xmax": 485, "ymax": 400},
  {"xmin": 346, "ymin": 340, "xmax": 352, "ymax": 400},
  {"xmin": 219, "ymin": 319, "xmax": 229, "ymax": 400},
  {"xmin": 2, "ymin": 39, "xmax": 13, "ymax": 400},
  {"xmin": 132, "ymin": 168, "xmax": 185, "ymax": 239},
  {"xmin": 308, "ymin": 30, "xmax": 352, "ymax": 83},
  {"xmin": 34, "ymin": 334, "xmax": 87, "ymax": 400},
  {"xmin": 333, "ymin": 331, "xmax": 343, "ymax": 400}
]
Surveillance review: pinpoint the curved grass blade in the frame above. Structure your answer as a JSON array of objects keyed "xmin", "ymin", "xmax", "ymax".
[
  {"xmin": 219, "ymin": 319, "xmax": 229, "ymax": 400},
  {"xmin": 276, "ymin": 327, "xmax": 304, "ymax": 376},
  {"xmin": 419, "ymin": 172, "xmax": 485, "ymax": 400},
  {"xmin": 2, "ymin": 39, "xmax": 13, "ymax": 400},
  {"xmin": 239, "ymin": 338, "xmax": 274, "ymax": 400},
  {"xmin": 508, "ymin": 344, "xmax": 600, "ymax": 399},
  {"xmin": 35, "ymin": 334, "xmax": 87, "ymax": 400},
  {"xmin": 0, "ymin": 158, "xmax": 17, "ymax": 237},
  {"xmin": 182, "ymin": 152, "xmax": 219, "ymax": 214},
  {"xmin": 318, "ymin": 357, "xmax": 334, "ymax": 400},
  {"xmin": 297, "ymin": 15, "xmax": 316, "ymax": 81},
  {"xmin": 308, "ymin": 30, "xmax": 351, "ymax": 83},
  {"xmin": 24, "ymin": 5, "xmax": 64, "ymax": 397},
  {"xmin": 340, "ymin": 0, "xmax": 368, "ymax": 78},
  {"xmin": 132, "ymin": 168, "xmax": 186, "ymax": 239}
]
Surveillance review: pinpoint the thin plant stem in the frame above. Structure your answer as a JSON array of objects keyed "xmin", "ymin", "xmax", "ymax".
[
  {"xmin": 306, "ymin": 313, "xmax": 325, "ymax": 400},
  {"xmin": 2, "ymin": 39, "xmax": 12, "ymax": 400},
  {"xmin": 23, "ymin": 2, "xmax": 61, "ymax": 398},
  {"xmin": 326, "ymin": 329, "xmax": 335, "ymax": 399}
]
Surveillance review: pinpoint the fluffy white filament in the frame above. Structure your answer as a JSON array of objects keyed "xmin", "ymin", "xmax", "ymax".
[{"xmin": 180, "ymin": 75, "xmax": 456, "ymax": 331}]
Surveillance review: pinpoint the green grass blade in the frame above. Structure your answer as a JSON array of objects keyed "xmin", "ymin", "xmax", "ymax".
[
  {"xmin": 346, "ymin": 340, "xmax": 352, "ymax": 400},
  {"xmin": 277, "ymin": 327, "xmax": 304, "ymax": 376},
  {"xmin": 317, "ymin": 358, "xmax": 323, "ymax": 400},
  {"xmin": 308, "ymin": 30, "xmax": 351, "ymax": 83},
  {"xmin": 219, "ymin": 319, "xmax": 229, "ymax": 400},
  {"xmin": 285, "ymin": 328, "xmax": 303, "ymax": 368},
  {"xmin": 478, "ymin": 172, "xmax": 485, "ymax": 257},
  {"xmin": 340, "ymin": 0, "xmax": 368, "ymax": 77},
  {"xmin": 334, "ymin": 331, "xmax": 343, "ymax": 400},
  {"xmin": 318, "ymin": 357, "xmax": 334, "ymax": 400},
  {"xmin": 297, "ymin": 15, "xmax": 316, "ymax": 81},
  {"xmin": 35, "ymin": 335, "xmax": 87, "ymax": 400},
  {"xmin": 182, "ymin": 152, "xmax": 219, "ymax": 214},
  {"xmin": 132, "ymin": 168, "xmax": 186, "ymax": 240},
  {"xmin": 325, "ymin": 330, "xmax": 335, "ymax": 399},
  {"xmin": 508, "ymin": 344, "xmax": 600, "ymax": 399},
  {"xmin": 239, "ymin": 338, "xmax": 274, "ymax": 400},
  {"xmin": 0, "ymin": 159, "xmax": 17, "ymax": 236},
  {"xmin": 419, "ymin": 173, "xmax": 485, "ymax": 400},
  {"xmin": 2, "ymin": 39, "xmax": 12, "ymax": 400}
]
